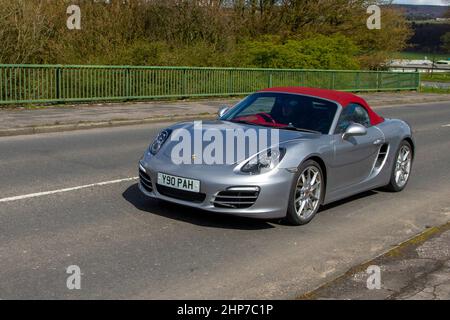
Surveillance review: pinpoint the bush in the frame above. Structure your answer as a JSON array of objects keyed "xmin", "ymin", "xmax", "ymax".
[
  {"xmin": 236, "ymin": 35, "xmax": 360, "ymax": 70},
  {"xmin": 110, "ymin": 42, "xmax": 168, "ymax": 66}
]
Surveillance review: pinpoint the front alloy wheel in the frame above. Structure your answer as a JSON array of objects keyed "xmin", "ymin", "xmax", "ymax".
[
  {"xmin": 386, "ymin": 140, "xmax": 413, "ymax": 192},
  {"xmin": 286, "ymin": 160, "xmax": 324, "ymax": 225}
]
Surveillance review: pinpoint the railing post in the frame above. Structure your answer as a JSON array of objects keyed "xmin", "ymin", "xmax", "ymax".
[
  {"xmin": 417, "ymin": 71, "xmax": 421, "ymax": 91},
  {"xmin": 56, "ymin": 66, "xmax": 62, "ymax": 103},
  {"xmin": 0, "ymin": 66, "xmax": 4, "ymax": 102},
  {"xmin": 0, "ymin": 67, "xmax": 2, "ymax": 102},
  {"xmin": 376, "ymin": 72, "xmax": 380, "ymax": 91},
  {"xmin": 331, "ymin": 72, "xmax": 335, "ymax": 89},
  {"xmin": 183, "ymin": 69, "xmax": 187, "ymax": 97},
  {"xmin": 356, "ymin": 72, "xmax": 360, "ymax": 91},
  {"xmin": 126, "ymin": 66, "xmax": 131, "ymax": 100},
  {"xmin": 268, "ymin": 72, "xmax": 273, "ymax": 88},
  {"xmin": 228, "ymin": 69, "xmax": 233, "ymax": 94}
]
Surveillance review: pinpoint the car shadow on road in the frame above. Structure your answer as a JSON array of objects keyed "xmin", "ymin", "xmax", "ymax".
[
  {"xmin": 319, "ymin": 190, "xmax": 379, "ymax": 213},
  {"xmin": 122, "ymin": 184, "xmax": 276, "ymax": 230}
]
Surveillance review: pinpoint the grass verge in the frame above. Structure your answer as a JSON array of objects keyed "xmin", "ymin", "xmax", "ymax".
[
  {"xmin": 421, "ymin": 73, "xmax": 450, "ymax": 83},
  {"xmin": 420, "ymin": 86, "xmax": 450, "ymax": 94}
]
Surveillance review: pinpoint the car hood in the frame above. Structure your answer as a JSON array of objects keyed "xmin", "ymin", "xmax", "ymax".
[{"xmin": 158, "ymin": 120, "xmax": 320, "ymax": 164}]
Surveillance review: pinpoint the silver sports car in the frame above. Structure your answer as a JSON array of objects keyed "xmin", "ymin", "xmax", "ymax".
[{"xmin": 139, "ymin": 87, "xmax": 414, "ymax": 225}]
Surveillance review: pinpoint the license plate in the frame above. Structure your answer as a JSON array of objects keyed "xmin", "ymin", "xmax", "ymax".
[{"xmin": 157, "ymin": 173, "xmax": 200, "ymax": 193}]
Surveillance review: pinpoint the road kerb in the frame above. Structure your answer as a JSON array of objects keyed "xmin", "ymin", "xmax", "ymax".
[{"xmin": 0, "ymin": 113, "xmax": 216, "ymax": 137}]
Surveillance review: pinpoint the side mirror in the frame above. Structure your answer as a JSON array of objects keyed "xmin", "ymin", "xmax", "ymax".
[
  {"xmin": 218, "ymin": 105, "xmax": 230, "ymax": 118},
  {"xmin": 342, "ymin": 123, "xmax": 367, "ymax": 140}
]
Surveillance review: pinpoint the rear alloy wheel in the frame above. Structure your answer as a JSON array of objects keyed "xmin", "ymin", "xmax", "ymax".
[
  {"xmin": 385, "ymin": 140, "xmax": 413, "ymax": 192},
  {"xmin": 286, "ymin": 160, "xmax": 324, "ymax": 225}
]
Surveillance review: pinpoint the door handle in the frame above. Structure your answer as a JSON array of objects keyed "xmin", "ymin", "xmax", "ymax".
[{"xmin": 373, "ymin": 139, "xmax": 383, "ymax": 145}]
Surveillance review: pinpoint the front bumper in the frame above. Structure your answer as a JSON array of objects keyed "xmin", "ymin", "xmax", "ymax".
[{"xmin": 138, "ymin": 158, "xmax": 294, "ymax": 219}]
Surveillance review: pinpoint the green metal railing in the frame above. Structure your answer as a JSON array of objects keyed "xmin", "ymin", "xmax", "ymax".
[{"xmin": 0, "ymin": 64, "xmax": 420, "ymax": 105}]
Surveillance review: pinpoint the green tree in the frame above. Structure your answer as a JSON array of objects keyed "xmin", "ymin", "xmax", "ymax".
[
  {"xmin": 0, "ymin": 0, "xmax": 413, "ymax": 69},
  {"xmin": 0, "ymin": 0, "xmax": 54, "ymax": 64}
]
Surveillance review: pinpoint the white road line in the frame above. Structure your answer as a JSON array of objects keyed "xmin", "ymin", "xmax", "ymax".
[
  {"xmin": 0, "ymin": 177, "xmax": 139, "ymax": 204},
  {"xmin": 442, "ymin": 124, "xmax": 450, "ymax": 127}
]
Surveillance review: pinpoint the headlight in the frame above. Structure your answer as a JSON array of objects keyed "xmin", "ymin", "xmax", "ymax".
[
  {"xmin": 149, "ymin": 129, "xmax": 172, "ymax": 155},
  {"xmin": 241, "ymin": 148, "xmax": 286, "ymax": 174}
]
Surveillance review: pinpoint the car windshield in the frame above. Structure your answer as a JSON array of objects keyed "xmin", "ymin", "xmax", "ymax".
[{"xmin": 221, "ymin": 92, "xmax": 338, "ymax": 134}]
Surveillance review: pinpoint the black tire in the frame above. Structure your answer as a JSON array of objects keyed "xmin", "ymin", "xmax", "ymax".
[
  {"xmin": 385, "ymin": 140, "xmax": 413, "ymax": 192},
  {"xmin": 285, "ymin": 160, "xmax": 325, "ymax": 226}
]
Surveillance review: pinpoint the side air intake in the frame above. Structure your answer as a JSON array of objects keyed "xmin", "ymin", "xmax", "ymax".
[{"xmin": 375, "ymin": 143, "xmax": 389, "ymax": 169}]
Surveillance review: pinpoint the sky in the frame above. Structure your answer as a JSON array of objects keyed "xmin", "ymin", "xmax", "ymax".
[{"xmin": 393, "ymin": 0, "xmax": 448, "ymax": 5}]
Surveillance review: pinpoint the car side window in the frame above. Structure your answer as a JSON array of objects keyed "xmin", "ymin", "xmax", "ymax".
[{"xmin": 335, "ymin": 103, "xmax": 371, "ymax": 134}]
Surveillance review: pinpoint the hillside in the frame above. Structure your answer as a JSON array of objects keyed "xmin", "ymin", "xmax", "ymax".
[{"xmin": 391, "ymin": 4, "xmax": 448, "ymax": 20}]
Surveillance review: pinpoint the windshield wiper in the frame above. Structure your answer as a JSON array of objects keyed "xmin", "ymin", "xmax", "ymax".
[
  {"xmin": 230, "ymin": 120, "xmax": 257, "ymax": 126},
  {"xmin": 279, "ymin": 125, "xmax": 321, "ymax": 134},
  {"xmin": 229, "ymin": 119, "xmax": 255, "ymax": 125},
  {"xmin": 229, "ymin": 119, "xmax": 272, "ymax": 127}
]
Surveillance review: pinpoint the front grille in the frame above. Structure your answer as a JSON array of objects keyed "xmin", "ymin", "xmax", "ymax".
[
  {"xmin": 212, "ymin": 188, "xmax": 260, "ymax": 209},
  {"xmin": 139, "ymin": 168, "xmax": 153, "ymax": 193},
  {"xmin": 156, "ymin": 184, "xmax": 206, "ymax": 203}
]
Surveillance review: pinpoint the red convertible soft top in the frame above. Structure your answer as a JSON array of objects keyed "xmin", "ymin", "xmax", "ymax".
[{"xmin": 260, "ymin": 86, "xmax": 384, "ymax": 125}]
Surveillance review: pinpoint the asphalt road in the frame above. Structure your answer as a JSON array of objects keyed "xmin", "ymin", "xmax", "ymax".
[{"xmin": 0, "ymin": 101, "xmax": 449, "ymax": 299}]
